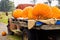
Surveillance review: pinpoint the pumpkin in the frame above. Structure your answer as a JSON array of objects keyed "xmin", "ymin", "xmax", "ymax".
[
  {"xmin": 2, "ymin": 31, "xmax": 6, "ymax": 36},
  {"xmin": 33, "ymin": 3, "xmax": 52, "ymax": 19},
  {"xmin": 13, "ymin": 9, "xmax": 23, "ymax": 18},
  {"xmin": 39, "ymin": 4, "xmax": 52, "ymax": 19},
  {"xmin": 51, "ymin": 6, "xmax": 60, "ymax": 19},
  {"xmin": 33, "ymin": 4, "xmax": 40, "ymax": 16},
  {"xmin": 22, "ymin": 7, "xmax": 29, "ymax": 18},
  {"xmin": 22, "ymin": 6, "xmax": 33, "ymax": 19},
  {"xmin": 28, "ymin": 7, "xmax": 33, "ymax": 19}
]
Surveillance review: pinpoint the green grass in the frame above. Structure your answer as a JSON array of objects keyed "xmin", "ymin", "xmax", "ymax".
[
  {"xmin": 0, "ymin": 15, "xmax": 8, "ymax": 24},
  {"xmin": 0, "ymin": 12, "xmax": 12, "ymax": 24},
  {"xmin": 0, "ymin": 12, "xmax": 22, "ymax": 40},
  {"xmin": 7, "ymin": 35, "xmax": 22, "ymax": 40}
]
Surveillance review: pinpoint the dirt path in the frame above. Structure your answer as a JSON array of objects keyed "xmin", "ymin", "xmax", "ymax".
[
  {"xmin": 0, "ymin": 23, "xmax": 21, "ymax": 40},
  {"xmin": 0, "ymin": 23, "xmax": 8, "ymax": 40},
  {"xmin": 0, "ymin": 23, "xmax": 8, "ymax": 35}
]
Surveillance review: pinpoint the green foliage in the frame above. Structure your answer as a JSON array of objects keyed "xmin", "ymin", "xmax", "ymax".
[{"xmin": 0, "ymin": 0, "xmax": 15, "ymax": 12}]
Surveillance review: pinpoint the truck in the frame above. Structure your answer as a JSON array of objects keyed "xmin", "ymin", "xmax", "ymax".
[{"xmin": 7, "ymin": 4, "xmax": 60, "ymax": 40}]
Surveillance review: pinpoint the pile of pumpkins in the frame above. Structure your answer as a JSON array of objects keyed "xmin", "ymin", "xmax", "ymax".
[{"xmin": 13, "ymin": 3, "xmax": 60, "ymax": 20}]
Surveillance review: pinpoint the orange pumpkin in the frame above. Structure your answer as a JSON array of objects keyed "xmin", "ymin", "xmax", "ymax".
[
  {"xmin": 39, "ymin": 4, "xmax": 52, "ymax": 18},
  {"xmin": 22, "ymin": 7, "xmax": 29, "ymax": 18},
  {"xmin": 22, "ymin": 6, "xmax": 33, "ymax": 19},
  {"xmin": 33, "ymin": 3, "xmax": 52, "ymax": 19},
  {"xmin": 51, "ymin": 6, "xmax": 60, "ymax": 19},
  {"xmin": 33, "ymin": 4, "xmax": 40, "ymax": 16},
  {"xmin": 13, "ymin": 9, "xmax": 23, "ymax": 18},
  {"xmin": 28, "ymin": 7, "xmax": 33, "ymax": 19},
  {"xmin": 2, "ymin": 31, "xmax": 6, "ymax": 36}
]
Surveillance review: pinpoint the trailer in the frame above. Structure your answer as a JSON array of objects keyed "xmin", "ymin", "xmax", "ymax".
[
  {"xmin": 7, "ymin": 3, "xmax": 60, "ymax": 40},
  {"xmin": 7, "ymin": 17, "xmax": 60, "ymax": 40}
]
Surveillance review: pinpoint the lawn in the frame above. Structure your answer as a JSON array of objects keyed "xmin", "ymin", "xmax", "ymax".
[
  {"xmin": 7, "ymin": 35, "xmax": 22, "ymax": 40},
  {"xmin": 0, "ymin": 12, "xmax": 12, "ymax": 24},
  {"xmin": 0, "ymin": 12, "xmax": 22, "ymax": 40}
]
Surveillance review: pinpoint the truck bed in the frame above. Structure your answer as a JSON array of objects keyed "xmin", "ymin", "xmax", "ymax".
[{"xmin": 11, "ymin": 18, "xmax": 60, "ymax": 30}]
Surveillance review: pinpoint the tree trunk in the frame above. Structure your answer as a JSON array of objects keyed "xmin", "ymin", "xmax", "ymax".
[{"xmin": 6, "ymin": 12, "xmax": 8, "ymax": 16}]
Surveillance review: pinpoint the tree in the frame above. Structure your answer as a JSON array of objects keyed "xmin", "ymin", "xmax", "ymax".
[
  {"xmin": 58, "ymin": 0, "xmax": 60, "ymax": 4},
  {"xmin": 57, "ymin": 0, "xmax": 60, "ymax": 8},
  {"xmin": 30, "ymin": 0, "xmax": 36, "ymax": 4},
  {"xmin": 48, "ymin": 0, "xmax": 52, "ymax": 6},
  {"xmin": 0, "ymin": 0, "xmax": 15, "ymax": 16},
  {"xmin": 0, "ymin": 0, "xmax": 15, "ymax": 12}
]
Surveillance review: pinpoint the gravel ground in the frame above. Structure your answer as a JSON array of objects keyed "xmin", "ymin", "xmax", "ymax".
[
  {"xmin": 0, "ymin": 23, "xmax": 8, "ymax": 35},
  {"xmin": 0, "ymin": 23, "xmax": 8, "ymax": 40},
  {"xmin": 0, "ymin": 23, "xmax": 21, "ymax": 40}
]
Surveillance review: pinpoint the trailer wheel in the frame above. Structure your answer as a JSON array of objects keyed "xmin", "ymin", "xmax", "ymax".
[
  {"xmin": 23, "ymin": 31, "xmax": 28, "ymax": 40},
  {"xmin": 22, "ymin": 28, "xmax": 29, "ymax": 40},
  {"xmin": 56, "ymin": 36, "xmax": 60, "ymax": 40}
]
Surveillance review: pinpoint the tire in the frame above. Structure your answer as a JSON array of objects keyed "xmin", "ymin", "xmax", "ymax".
[
  {"xmin": 22, "ymin": 28, "xmax": 28, "ymax": 40},
  {"xmin": 55, "ymin": 35, "xmax": 60, "ymax": 40},
  {"xmin": 49, "ymin": 35, "xmax": 60, "ymax": 40},
  {"xmin": 47, "ymin": 30, "xmax": 60, "ymax": 40},
  {"xmin": 7, "ymin": 18, "xmax": 14, "ymax": 35},
  {"xmin": 23, "ymin": 31, "xmax": 28, "ymax": 40},
  {"xmin": 22, "ymin": 28, "xmax": 38, "ymax": 40},
  {"xmin": 56, "ymin": 31, "xmax": 60, "ymax": 40}
]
